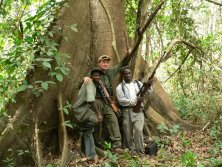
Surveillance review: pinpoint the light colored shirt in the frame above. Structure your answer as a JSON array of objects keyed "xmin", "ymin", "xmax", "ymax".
[{"xmin": 116, "ymin": 80, "xmax": 153, "ymax": 107}]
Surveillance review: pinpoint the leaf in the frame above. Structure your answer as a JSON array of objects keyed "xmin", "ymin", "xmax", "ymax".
[
  {"xmin": 47, "ymin": 81, "xmax": 56, "ymax": 84},
  {"xmin": 42, "ymin": 61, "xmax": 51, "ymax": 69},
  {"xmin": 35, "ymin": 81, "xmax": 43, "ymax": 84},
  {"xmin": 64, "ymin": 36, "xmax": 69, "ymax": 42},
  {"xmin": 17, "ymin": 85, "xmax": 27, "ymax": 92},
  {"xmin": 63, "ymin": 120, "xmax": 73, "ymax": 129},
  {"xmin": 11, "ymin": 98, "xmax": 16, "ymax": 103},
  {"xmin": 46, "ymin": 51, "xmax": 54, "ymax": 57},
  {"xmin": 181, "ymin": 154, "xmax": 187, "ymax": 166},
  {"xmin": 56, "ymin": 74, "xmax": 63, "ymax": 81},
  {"xmin": 104, "ymin": 162, "xmax": 111, "ymax": 167},
  {"xmin": 17, "ymin": 150, "xmax": 24, "ymax": 156},
  {"xmin": 70, "ymin": 24, "xmax": 78, "ymax": 32},
  {"xmin": 63, "ymin": 107, "xmax": 69, "ymax": 115},
  {"xmin": 104, "ymin": 141, "xmax": 112, "ymax": 149},
  {"xmin": 27, "ymin": 85, "xmax": 33, "ymax": 89},
  {"xmin": 60, "ymin": 67, "xmax": 69, "ymax": 75},
  {"xmin": 35, "ymin": 58, "xmax": 53, "ymax": 62},
  {"xmin": 41, "ymin": 82, "xmax": 48, "ymax": 90},
  {"xmin": 48, "ymin": 31, "xmax": 53, "ymax": 37}
]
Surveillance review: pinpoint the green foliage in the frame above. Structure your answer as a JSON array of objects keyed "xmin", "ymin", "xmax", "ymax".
[
  {"xmin": 157, "ymin": 123, "xmax": 180, "ymax": 134},
  {"xmin": 46, "ymin": 164, "xmax": 54, "ymax": 167},
  {"xmin": 17, "ymin": 80, "xmax": 33, "ymax": 92},
  {"xmin": 16, "ymin": 149, "xmax": 29, "ymax": 156},
  {"xmin": 104, "ymin": 141, "xmax": 112, "ymax": 149},
  {"xmin": 2, "ymin": 157, "xmax": 14, "ymax": 167},
  {"xmin": 173, "ymin": 93, "xmax": 222, "ymax": 124},
  {"xmin": 104, "ymin": 150, "xmax": 118, "ymax": 165},
  {"xmin": 125, "ymin": 0, "xmax": 138, "ymax": 37},
  {"xmin": 63, "ymin": 120, "xmax": 73, "ymax": 129},
  {"xmin": 203, "ymin": 157, "xmax": 222, "ymax": 167},
  {"xmin": 181, "ymin": 151, "xmax": 196, "ymax": 167},
  {"xmin": 161, "ymin": 1, "xmax": 222, "ymax": 145},
  {"xmin": 2, "ymin": 148, "xmax": 30, "ymax": 167},
  {"xmin": 63, "ymin": 101, "xmax": 72, "ymax": 115},
  {"xmin": 211, "ymin": 141, "xmax": 222, "ymax": 156},
  {"xmin": 181, "ymin": 138, "xmax": 191, "ymax": 148},
  {"xmin": 103, "ymin": 142, "xmax": 118, "ymax": 166},
  {"xmin": 0, "ymin": 0, "xmax": 65, "ymax": 113}
]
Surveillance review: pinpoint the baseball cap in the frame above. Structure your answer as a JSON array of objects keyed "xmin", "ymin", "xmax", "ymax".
[
  {"xmin": 98, "ymin": 55, "xmax": 112, "ymax": 62},
  {"xmin": 90, "ymin": 68, "xmax": 104, "ymax": 76}
]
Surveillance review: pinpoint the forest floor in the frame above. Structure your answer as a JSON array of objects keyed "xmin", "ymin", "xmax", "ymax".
[{"xmin": 45, "ymin": 129, "xmax": 222, "ymax": 167}]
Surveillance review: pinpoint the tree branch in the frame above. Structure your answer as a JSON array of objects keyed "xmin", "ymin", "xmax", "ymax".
[
  {"xmin": 145, "ymin": 39, "xmax": 202, "ymax": 81},
  {"xmin": 162, "ymin": 39, "xmax": 202, "ymax": 62},
  {"xmin": 164, "ymin": 49, "xmax": 193, "ymax": 82},
  {"xmin": 204, "ymin": 0, "xmax": 222, "ymax": 6},
  {"xmin": 123, "ymin": 0, "xmax": 165, "ymax": 66},
  {"xmin": 154, "ymin": 22, "xmax": 164, "ymax": 55}
]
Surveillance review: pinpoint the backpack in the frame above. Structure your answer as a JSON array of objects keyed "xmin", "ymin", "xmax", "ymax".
[{"xmin": 144, "ymin": 141, "xmax": 158, "ymax": 156}]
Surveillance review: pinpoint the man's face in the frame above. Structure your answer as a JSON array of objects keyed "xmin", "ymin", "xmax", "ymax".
[
  {"xmin": 98, "ymin": 60, "xmax": 110, "ymax": 70},
  {"xmin": 91, "ymin": 72, "xmax": 101, "ymax": 82},
  {"xmin": 123, "ymin": 68, "xmax": 132, "ymax": 82}
]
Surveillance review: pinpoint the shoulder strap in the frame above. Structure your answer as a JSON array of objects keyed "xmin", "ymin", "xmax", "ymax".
[
  {"xmin": 121, "ymin": 80, "xmax": 140, "ymax": 97},
  {"xmin": 135, "ymin": 80, "xmax": 141, "ymax": 89},
  {"xmin": 121, "ymin": 82, "xmax": 125, "ymax": 97}
]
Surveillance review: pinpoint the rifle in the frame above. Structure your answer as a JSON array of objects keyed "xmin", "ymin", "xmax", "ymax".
[
  {"xmin": 87, "ymin": 57, "xmax": 120, "ymax": 113},
  {"xmin": 96, "ymin": 81, "xmax": 120, "ymax": 113},
  {"xmin": 133, "ymin": 51, "xmax": 166, "ymax": 113}
]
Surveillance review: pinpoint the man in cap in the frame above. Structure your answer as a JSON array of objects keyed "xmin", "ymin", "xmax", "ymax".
[
  {"xmin": 83, "ymin": 54, "xmax": 125, "ymax": 152},
  {"xmin": 116, "ymin": 66, "xmax": 153, "ymax": 155},
  {"xmin": 73, "ymin": 68, "xmax": 104, "ymax": 163}
]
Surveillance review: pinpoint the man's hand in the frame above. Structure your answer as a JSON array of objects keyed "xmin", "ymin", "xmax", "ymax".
[
  {"xmin": 115, "ymin": 110, "xmax": 123, "ymax": 118},
  {"xmin": 90, "ymin": 102, "xmax": 103, "ymax": 122},
  {"xmin": 83, "ymin": 77, "xmax": 92, "ymax": 84},
  {"xmin": 147, "ymin": 77, "xmax": 154, "ymax": 87},
  {"xmin": 137, "ymin": 97, "xmax": 144, "ymax": 103}
]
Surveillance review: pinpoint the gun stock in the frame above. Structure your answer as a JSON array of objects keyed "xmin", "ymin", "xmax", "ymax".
[
  {"xmin": 133, "ymin": 83, "xmax": 150, "ymax": 113},
  {"xmin": 133, "ymin": 51, "xmax": 166, "ymax": 113},
  {"xmin": 133, "ymin": 100, "xmax": 143, "ymax": 113},
  {"xmin": 107, "ymin": 97, "xmax": 120, "ymax": 113}
]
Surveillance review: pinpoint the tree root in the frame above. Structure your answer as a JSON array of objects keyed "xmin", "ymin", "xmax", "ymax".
[
  {"xmin": 0, "ymin": 105, "xmax": 28, "ymax": 157},
  {"xmin": 34, "ymin": 119, "xmax": 43, "ymax": 167},
  {"xmin": 58, "ymin": 93, "xmax": 70, "ymax": 167}
]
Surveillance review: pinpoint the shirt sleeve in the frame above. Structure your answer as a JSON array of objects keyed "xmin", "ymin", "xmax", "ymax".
[
  {"xmin": 107, "ymin": 61, "xmax": 123, "ymax": 80},
  {"xmin": 116, "ymin": 84, "xmax": 137, "ymax": 107},
  {"xmin": 86, "ymin": 82, "xmax": 96, "ymax": 102}
]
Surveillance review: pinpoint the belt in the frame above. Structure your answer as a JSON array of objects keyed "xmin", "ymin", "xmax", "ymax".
[
  {"xmin": 121, "ymin": 106, "xmax": 134, "ymax": 109},
  {"xmin": 95, "ymin": 97, "xmax": 103, "ymax": 100}
]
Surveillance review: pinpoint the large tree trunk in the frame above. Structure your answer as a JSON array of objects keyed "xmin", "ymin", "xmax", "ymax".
[{"xmin": 0, "ymin": 0, "xmax": 195, "ymax": 165}]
